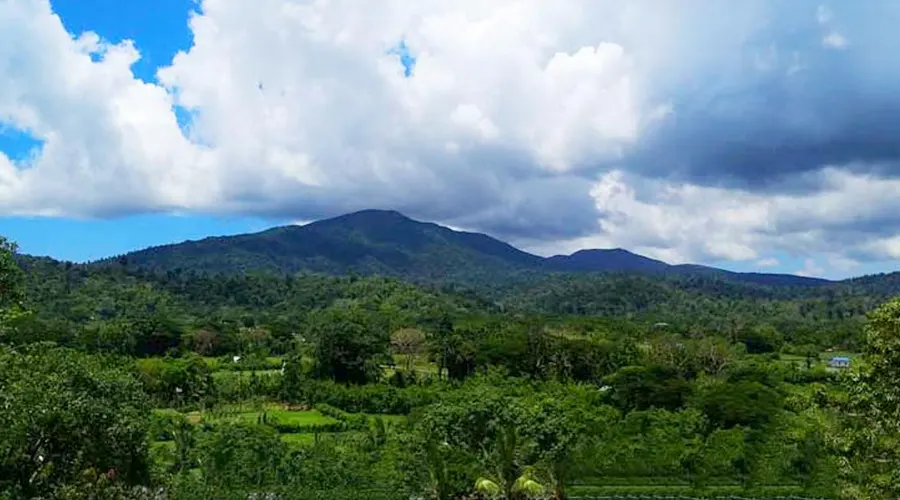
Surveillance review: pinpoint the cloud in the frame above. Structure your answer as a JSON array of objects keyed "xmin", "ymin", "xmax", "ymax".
[
  {"xmin": 0, "ymin": 0, "xmax": 214, "ymax": 217},
  {"xmin": 796, "ymin": 258, "xmax": 826, "ymax": 278},
  {"xmin": 816, "ymin": 5, "xmax": 833, "ymax": 24},
  {"xmin": 521, "ymin": 167, "xmax": 900, "ymax": 271},
  {"xmin": 817, "ymin": 5, "xmax": 847, "ymax": 49},
  {"xmin": 756, "ymin": 258, "xmax": 780, "ymax": 268},
  {"xmin": 822, "ymin": 32, "xmax": 848, "ymax": 49},
  {"xmin": 2, "ymin": 0, "xmax": 900, "ymax": 275},
  {"xmin": 626, "ymin": 2, "xmax": 900, "ymax": 189}
]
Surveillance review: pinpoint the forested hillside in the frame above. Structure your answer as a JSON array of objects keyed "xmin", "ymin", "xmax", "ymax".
[
  {"xmin": 11, "ymin": 252, "xmax": 885, "ymax": 355},
  {"xmin": 104, "ymin": 209, "xmax": 830, "ymax": 288},
  {"xmin": 4, "ymin": 235, "xmax": 900, "ymax": 499}
]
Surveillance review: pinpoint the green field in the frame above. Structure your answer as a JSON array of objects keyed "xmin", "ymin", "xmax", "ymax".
[
  {"xmin": 230, "ymin": 408, "xmax": 339, "ymax": 427},
  {"xmin": 280, "ymin": 432, "xmax": 318, "ymax": 446},
  {"xmin": 152, "ymin": 404, "xmax": 406, "ymax": 453},
  {"xmin": 778, "ymin": 350, "xmax": 860, "ymax": 369}
]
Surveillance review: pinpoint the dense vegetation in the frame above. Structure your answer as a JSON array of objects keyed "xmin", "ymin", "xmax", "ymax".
[{"xmin": 3, "ymin": 230, "xmax": 900, "ymax": 499}]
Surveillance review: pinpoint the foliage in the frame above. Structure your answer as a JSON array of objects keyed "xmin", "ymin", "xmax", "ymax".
[
  {"xmin": 309, "ymin": 305, "xmax": 390, "ymax": 384},
  {"xmin": 0, "ymin": 237, "xmax": 25, "ymax": 339},
  {"xmin": 695, "ymin": 380, "xmax": 782, "ymax": 429},
  {"xmin": 605, "ymin": 365, "xmax": 690, "ymax": 412},
  {"xmin": 5, "ymin": 228, "xmax": 896, "ymax": 499},
  {"xmin": 0, "ymin": 344, "xmax": 151, "ymax": 498},
  {"xmin": 391, "ymin": 327, "xmax": 427, "ymax": 371},
  {"xmin": 837, "ymin": 297, "xmax": 900, "ymax": 499},
  {"xmin": 135, "ymin": 354, "xmax": 215, "ymax": 408}
]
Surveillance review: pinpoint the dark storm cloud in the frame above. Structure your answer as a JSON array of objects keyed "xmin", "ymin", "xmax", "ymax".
[
  {"xmin": 621, "ymin": 1, "xmax": 900, "ymax": 193},
  {"xmin": 233, "ymin": 145, "xmax": 601, "ymax": 242},
  {"xmin": 442, "ymin": 176, "xmax": 600, "ymax": 242},
  {"xmin": 208, "ymin": 0, "xmax": 900, "ymax": 258},
  {"xmin": 629, "ymin": 86, "xmax": 900, "ymax": 190}
]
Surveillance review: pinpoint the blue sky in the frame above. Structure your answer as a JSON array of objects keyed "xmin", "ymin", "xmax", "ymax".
[
  {"xmin": 0, "ymin": 0, "xmax": 278, "ymax": 262},
  {"xmin": 0, "ymin": 0, "xmax": 406, "ymax": 264},
  {"xmin": 0, "ymin": 0, "xmax": 411, "ymax": 264},
  {"xmin": 50, "ymin": 0, "xmax": 195, "ymax": 84},
  {"xmin": 3, "ymin": 1, "xmax": 900, "ymax": 278},
  {"xmin": 1, "ymin": 214, "xmax": 279, "ymax": 262}
]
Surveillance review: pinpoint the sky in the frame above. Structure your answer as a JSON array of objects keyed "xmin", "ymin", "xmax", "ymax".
[{"xmin": 1, "ymin": 1, "xmax": 900, "ymax": 279}]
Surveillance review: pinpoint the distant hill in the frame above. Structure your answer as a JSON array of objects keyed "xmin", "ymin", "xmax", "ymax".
[
  {"xmin": 103, "ymin": 209, "xmax": 830, "ymax": 288},
  {"xmin": 109, "ymin": 210, "xmax": 541, "ymax": 282},
  {"xmin": 668, "ymin": 264, "xmax": 831, "ymax": 287},
  {"xmin": 545, "ymin": 248, "xmax": 670, "ymax": 273}
]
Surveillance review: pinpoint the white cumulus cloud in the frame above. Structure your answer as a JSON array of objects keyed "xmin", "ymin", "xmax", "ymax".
[{"xmin": 2, "ymin": 0, "xmax": 900, "ymax": 278}]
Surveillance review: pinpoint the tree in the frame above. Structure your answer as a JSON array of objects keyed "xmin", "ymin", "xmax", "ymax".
[
  {"xmin": 426, "ymin": 316, "xmax": 479, "ymax": 381},
  {"xmin": 838, "ymin": 298, "xmax": 900, "ymax": 499},
  {"xmin": 696, "ymin": 380, "xmax": 781, "ymax": 430},
  {"xmin": 185, "ymin": 327, "xmax": 222, "ymax": 356},
  {"xmin": 737, "ymin": 324, "xmax": 783, "ymax": 354},
  {"xmin": 525, "ymin": 395, "xmax": 615, "ymax": 499},
  {"xmin": 134, "ymin": 354, "xmax": 214, "ymax": 408},
  {"xmin": 604, "ymin": 365, "xmax": 690, "ymax": 412},
  {"xmin": 416, "ymin": 388, "xmax": 530, "ymax": 498},
  {"xmin": 0, "ymin": 236, "xmax": 25, "ymax": 338},
  {"xmin": 391, "ymin": 327, "xmax": 426, "ymax": 372},
  {"xmin": 0, "ymin": 344, "xmax": 151, "ymax": 498},
  {"xmin": 195, "ymin": 423, "xmax": 286, "ymax": 491},
  {"xmin": 310, "ymin": 305, "xmax": 389, "ymax": 384}
]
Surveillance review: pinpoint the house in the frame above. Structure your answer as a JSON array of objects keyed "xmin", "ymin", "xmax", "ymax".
[{"xmin": 829, "ymin": 356, "xmax": 850, "ymax": 368}]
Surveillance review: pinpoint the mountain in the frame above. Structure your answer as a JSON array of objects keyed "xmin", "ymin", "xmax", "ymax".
[
  {"xmin": 669, "ymin": 266, "xmax": 825, "ymax": 287},
  {"xmin": 112, "ymin": 209, "xmax": 542, "ymax": 282},
  {"xmin": 105, "ymin": 209, "xmax": 830, "ymax": 287},
  {"xmin": 545, "ymin": 248, "xmax": 670, "ymax": 273}
]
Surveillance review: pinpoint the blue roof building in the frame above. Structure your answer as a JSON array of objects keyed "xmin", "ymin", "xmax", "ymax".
[{"xmin": 829, "ymin": 356, "xmax": 850, "ymax": 368}]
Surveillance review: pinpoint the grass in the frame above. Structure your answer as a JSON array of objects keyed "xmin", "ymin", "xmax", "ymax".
[
  {"xmin": 365, "ymin": 413, "xmax": 407, "ymax": 426},
  {"xmin": 203, "ymin": 356, "xmax": 285, "ymax": 371},
  {"xmin": 231, "ymin": 409, "xmax": 339, "ymax": 428},
  {"xmin": 387, "ymin": 354, "xmax": 438, "ymax": 376},
  {"xmin": 183, "ymin": 410, "xmax": 204, "ymax": 424},
  {"xmin": 210, "ymin": 369, "xmax": 282, "ymax": 383},
  {"xmin": 776, "ymin": 350, "xmax": 861, "ymax": 370},
  {"xmin": 151, "ymin": 440, "xmax": 176, "ymax": 453},
  {"xmin": 159, "ymin": 404, "xmax": 340, "ymax": 429},
  {"xmin": 280, "ymin": 432, "xmax": 318, "ymax": 446},
  {"xmin": 280, "ymin": 430, "xmax": 370, "ymax": 448},
  {"xmin": 151, "ymin": 408, "xmax": 183, "ymax": 418},
  {"xmin": 152, "ymin": 406, "xmax": 347, "ymax": 453}
]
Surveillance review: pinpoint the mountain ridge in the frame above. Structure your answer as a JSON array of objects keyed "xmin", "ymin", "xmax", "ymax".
[{"xmin": 97, "ymin": 209, "xmax": 832, "ymax": 287}]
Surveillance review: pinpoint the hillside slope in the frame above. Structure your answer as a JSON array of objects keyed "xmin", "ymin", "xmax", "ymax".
[
  {"xmin": 105, "ymin": 209, "xmax": 830, "ymax": 287},
  {"xmin": 113, "ymin": 210, "xmax": 542, "ymax": 282}
]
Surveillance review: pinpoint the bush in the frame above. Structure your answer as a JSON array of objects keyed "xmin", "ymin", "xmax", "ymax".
[
  {"xmin": 135, "ymin": 354, "xmax": 214, "ymax": 408},
  {"xmin": 788, "ymin": 366, "xmax": 836, "ymax": 384},
  {"xmin": 567, "ymin": 484, "xmax": 807, "ymax": 497},
  {"xmin": 314, "ymin": 404, "xmax": 368, "ymax": 430},
  {"xmin": 266, "ymin": 418, "xmax": 347, "ymax": 434},
  {"xmin": 210, "ymin": 355, "xmax": 283, "ymax": 372},
  {"xmin": 213, "ymin": 370, "xmax": 281, "ymax": 402},
  {"xmin": 148, "ymin": 409, "xmax": 186, "ymax": 441},
  {"xmin": 696, "ymin": 381, "xmax": 782, "ymax": 429},
  {"xmin": 283, "ymin": 379, "xmax": 441, "ymax": 414}
]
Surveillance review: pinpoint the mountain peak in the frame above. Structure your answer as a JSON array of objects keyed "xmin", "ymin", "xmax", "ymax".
[
  {"xmin": 546, "ymin": 248, "xmax": 670, "ymax": 273},
  {"xmin": 109, "ymin": 208, "xmax": 831, "ymax": 287},
  {"xmin": 308, "ymin": 209, "xmax": 418, "ymax": 229},
  {"xmin": 569, "ymin": 248, "xmax": 645, "ymax": 258},
  {"xmin": 335, "ymin": 208, "xmax": 411, "ymax": 220},
  {"xmin": 345, "ymin": 208, "xmax": 410, "ymax": 219}
]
